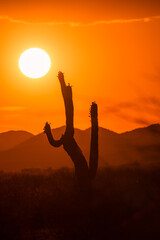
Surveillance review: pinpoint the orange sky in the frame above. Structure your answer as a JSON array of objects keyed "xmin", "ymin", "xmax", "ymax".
[{"xmin": 0, "ymin": 0, "xmax": 160, "ymax": 134}]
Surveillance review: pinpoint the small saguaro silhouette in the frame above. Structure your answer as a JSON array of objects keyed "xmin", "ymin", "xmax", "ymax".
[{"xmin": 44, "ymin": 72, "xmax": 98, "ymax": 188}]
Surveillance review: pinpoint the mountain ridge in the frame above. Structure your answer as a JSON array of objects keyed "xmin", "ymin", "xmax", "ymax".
[
  {"xmin": 0, "ymin": 130, "xmax": 34, "ymax": 152},
  {"xmin": 0, "ymin": 124, "xmax": 159, "ymax": 171}
]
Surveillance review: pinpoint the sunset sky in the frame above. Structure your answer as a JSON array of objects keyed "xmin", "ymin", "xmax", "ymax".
[{"xmin": 0, "ymin": 0, "xmax": 160, "ymax": 134}]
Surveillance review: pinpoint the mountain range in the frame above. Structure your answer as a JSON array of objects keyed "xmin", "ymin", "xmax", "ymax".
[{"xmin": 0, "ymin": 124, "xmax": 160, "ymax": 171}]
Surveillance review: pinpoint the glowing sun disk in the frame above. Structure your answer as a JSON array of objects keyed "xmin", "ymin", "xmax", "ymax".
[{"xmin": 19, "ymin": 48, "xmax": 51, "ymax": 79}]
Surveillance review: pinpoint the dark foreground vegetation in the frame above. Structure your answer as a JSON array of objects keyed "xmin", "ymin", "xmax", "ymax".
[{"xmin": 0, "ymin": 166, "xmax": 160, "ymax": 240}]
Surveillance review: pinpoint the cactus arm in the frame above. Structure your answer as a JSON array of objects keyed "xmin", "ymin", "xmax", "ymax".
[
  {"xmin": 58, "ymin": 72, "xmax": 74, "ymax": 137},
  {"xmin": 89, "ymin": 102, "xmax": 98, "ymax": 180},
  {"xmin": 44, "ymin": 122, "xmax": 63, "ymax": 147}
]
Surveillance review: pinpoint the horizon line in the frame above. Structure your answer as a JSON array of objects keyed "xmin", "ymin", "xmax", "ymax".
[{"xmin": 0, "ymin": 123, "xmax": 159, "ymax": 135}]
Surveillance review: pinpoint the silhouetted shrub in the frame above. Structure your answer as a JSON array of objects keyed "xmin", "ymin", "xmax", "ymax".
[{"xmin": 0, "ymin": 166, "xmax": 159, "ymax": 240}]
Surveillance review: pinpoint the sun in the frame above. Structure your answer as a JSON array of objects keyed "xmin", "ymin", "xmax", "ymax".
[{"xmin": 19, "ymin": 48, "xmax": 51, "ymax": 79}]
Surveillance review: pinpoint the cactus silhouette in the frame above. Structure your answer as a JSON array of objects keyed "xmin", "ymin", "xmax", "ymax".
[{"xmin": 44, "ymin": 72, "xmax": 98, "ymax": 188}]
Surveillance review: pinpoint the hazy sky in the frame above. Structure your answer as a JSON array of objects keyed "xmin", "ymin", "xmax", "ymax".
[
  {"xmin": 0, "ymin": 1, "xmax": 160, "ymax": 133},
  {"xmin": 0, "ymin": 0, "xmax": 160, "ymax": 21}
]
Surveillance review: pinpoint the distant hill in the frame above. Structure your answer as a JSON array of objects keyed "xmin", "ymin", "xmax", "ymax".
[
  {"xmin": 0, "ymin": 130, "xmax": 34, "ymax": 152},
  {"xmin": 0, "ymin": 124, "xmax": 160, "ymax": 171}
]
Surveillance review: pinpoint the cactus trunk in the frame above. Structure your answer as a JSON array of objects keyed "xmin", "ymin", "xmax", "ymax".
[{"xmin": 44, "ymin": 72, "xmax": 98, "ymax": 188}]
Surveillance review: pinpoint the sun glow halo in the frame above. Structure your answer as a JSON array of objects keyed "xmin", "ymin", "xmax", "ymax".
[{"xmin": 19, "ymin": 48, "xmax": 51, "ymax": 79}]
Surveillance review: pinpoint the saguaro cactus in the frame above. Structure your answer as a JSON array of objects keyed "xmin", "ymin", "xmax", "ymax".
[{"xmin": 44, "ymin": 72, "xmax": 98, "ymax": 187}]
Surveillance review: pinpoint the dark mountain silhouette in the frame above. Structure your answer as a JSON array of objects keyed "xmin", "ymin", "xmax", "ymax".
[
  {"xmin": 0, "ymin": 130, "xmax": 34, "ymax": 152},
  {"xmin": 0, "ymin": 124, "xmax": 160, "ymax": 171}
]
